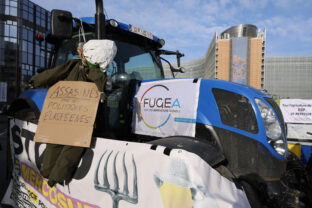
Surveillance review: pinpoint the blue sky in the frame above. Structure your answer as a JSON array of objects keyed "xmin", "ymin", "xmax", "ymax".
[{"xmin": 32, "ymin": 0, "xmax": 312, "ymax": 61}]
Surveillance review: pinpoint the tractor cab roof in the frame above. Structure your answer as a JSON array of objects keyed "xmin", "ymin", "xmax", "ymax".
[{"xmin": 46, "ymin": 17, "xmax": 164, "ymax": 50}]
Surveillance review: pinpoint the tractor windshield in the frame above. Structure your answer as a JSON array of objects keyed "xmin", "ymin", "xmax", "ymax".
[{"xmin": 53, "ymin": 32, "xmax": 164, "ymax": 81}]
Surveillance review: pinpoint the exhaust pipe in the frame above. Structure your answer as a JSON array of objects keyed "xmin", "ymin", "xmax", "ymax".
[{"xmin": 95, "ymin": 0, "xmax": 105, "ymax": 39}]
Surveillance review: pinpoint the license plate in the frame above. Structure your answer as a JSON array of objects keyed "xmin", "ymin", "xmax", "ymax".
[{"xmin": 130, "ymin": 24, "xmax": 153, "ymax": 40}]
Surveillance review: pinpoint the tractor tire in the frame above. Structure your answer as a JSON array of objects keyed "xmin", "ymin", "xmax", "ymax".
[{"xmin": 239, "ymin": 180, "xmax": 268, "ymax": 208}]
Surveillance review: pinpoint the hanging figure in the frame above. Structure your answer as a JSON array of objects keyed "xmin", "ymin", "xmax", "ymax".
[{"xmin": 29, "ymin": 34, "xmax": 117, "ymax": 187}]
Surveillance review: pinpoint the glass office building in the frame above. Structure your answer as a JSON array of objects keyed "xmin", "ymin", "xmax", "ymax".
[
  {"xmin": 264, "ymin": 56, "xmax": 312, "ymax": 99},
  {"xmin": 0, "ymin": 0, "xmax": 52, "ymax": 108}
]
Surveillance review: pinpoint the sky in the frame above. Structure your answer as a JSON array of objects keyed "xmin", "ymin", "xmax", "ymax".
[{"xmin": 31, "ymin": 0, "xmax": 312, "ymax": 62}]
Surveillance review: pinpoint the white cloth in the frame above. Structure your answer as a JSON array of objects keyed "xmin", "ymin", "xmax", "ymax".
[
  {"xmin": 154, "ymin": 158, "xmax": 195, "ymax": 189},
  {"xmin": 83, "ymin": 40, "xmax": 117, "ymax": 72},
  {"xmin": 193, "ymin": 197, "xmax": 219, "ymax": 208}
]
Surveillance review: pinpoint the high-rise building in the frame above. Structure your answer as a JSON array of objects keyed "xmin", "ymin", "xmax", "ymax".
[
  {"xmin": 164, "ymin": 24, "xmax": 266, "ymax": 90},
  {"xmin": 0, "ymin": 0, "xmax": 52, "ymax": 107},
  {"xmin": 204, "ymin": 24, "xmax": 266, "ymax": 89}
]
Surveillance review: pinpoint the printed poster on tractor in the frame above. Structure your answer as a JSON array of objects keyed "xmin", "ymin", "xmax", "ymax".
[
  {"xmin": 132, "ymin": 79, "xmax": 201, "ymax": 138},
  {"xmin": 2, "ymin": 119, "xmax": 251, "ymax": 208}
]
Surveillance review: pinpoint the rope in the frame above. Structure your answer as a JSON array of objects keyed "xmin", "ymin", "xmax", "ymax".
[
  {"xmin": 78, "ymin": 19, "xmax": 86, "ymax": 43},
  {"xmin": 77, "ymin": 45, "xmax": 87, "ymax": 66},
  {"xmin": 78, "ymin": 19, "xmax": 87, "ymax": 66}
]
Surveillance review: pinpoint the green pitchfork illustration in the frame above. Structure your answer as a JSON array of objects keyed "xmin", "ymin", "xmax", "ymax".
[{"xmin": 94, "ymin": 150, "xmax": 138, "ymax": 208}]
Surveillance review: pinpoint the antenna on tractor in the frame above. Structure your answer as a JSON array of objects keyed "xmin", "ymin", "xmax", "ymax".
[{"xmin": 95, "ymin": 0, "xmax": 105, "ymax": 39}]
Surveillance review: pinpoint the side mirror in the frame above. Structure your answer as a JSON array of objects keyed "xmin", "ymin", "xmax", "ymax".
[
  {"xmin": 171, "ymin": 66, "xmax": 186, "ymax": 73},
  {"xmin": 159, "ymin": 56, "xmax": 186, "ymax": 78},
  {"xmin": 51, "ymin": 9, "xmax": 73, "ymax": 39},
  {"xmin": 178, "ymin": 67, "xmax": 186, "ymax": 73}
]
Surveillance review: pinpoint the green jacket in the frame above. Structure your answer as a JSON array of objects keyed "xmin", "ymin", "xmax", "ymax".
[
  {"xmin": 29, "ymin": 59, "xmax": 107, "ymax": 100},
  {"xmin": 30, "ymin": 59, "xmax": 106, "ymax": 186}
]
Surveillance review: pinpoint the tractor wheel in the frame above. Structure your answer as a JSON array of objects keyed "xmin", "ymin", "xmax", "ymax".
[{"xmin": 239, "ymin": 180, "xmax": 268, "ymax": 208}]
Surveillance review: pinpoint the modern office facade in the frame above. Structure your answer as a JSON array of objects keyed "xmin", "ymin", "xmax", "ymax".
[
  {"xmin": 164, "ymin": 24, "xmax": 266, "ymax": 90},
  {"xmin": 264, "ymin": 56, "xmax": 312, "ymax": 99},
  {"xmin": 164, "ymin": 55, "xmax": 312, "ymax": 100},
  {"xmin": 204, "ymin": 24, "xmax": 265, "ymax": 89},
  {"xmin": 163, "ymin": 58, "xmax": 205, "ymax": 78},
  {"xmin": 0, "ymin": 0, "xmax": 52, "ymax": 108},
  {"xmin": 163, "ymin": 24, "xmax": 312, "ymax": 99}
]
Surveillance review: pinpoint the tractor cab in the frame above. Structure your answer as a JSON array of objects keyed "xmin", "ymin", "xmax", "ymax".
[{"xmin": 12, "ymin": 10, "xmax": 183, "ymax": 140}]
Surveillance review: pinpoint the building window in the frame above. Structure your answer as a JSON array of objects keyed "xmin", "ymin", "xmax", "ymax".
[
  {"xmin": 29, "ymin": 1, "xmax": 34, "ymax": 9},
  {"xmin": 22, "ymin": 40, "xmax": 27, "ymax": 51},
  {"xmin": 9, "ymin": 25, "xmax": 16, "ymax": 37},
  {"xmin": 23, "ymin": 10, "xmax": 28, "ymax": 19},
  {"xmin": 9, "ymin": 5, "xmax": 17, "ymax": 15},
  {"xmin": 10, "ymin": 0, "xmax": 17, "ymax": 7},
  {"xmin": 28, "ymin": 11, "xmax": 33, "ymax": 22},
  {"xmin": 28, "ymin": 29, "xmax": 33, "ymax": 41},
  {"xmin": 243, "ymin": 27, "xmax": 247, "ymax": 36}
]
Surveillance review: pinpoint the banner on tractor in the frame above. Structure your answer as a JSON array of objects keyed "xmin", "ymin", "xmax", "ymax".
[
  {"xmin": 2, "ymin": 119, "xmax": 251, "ymax": 208},
  {"xmin": 132, "ymin": 79, "xmax": 200, "ymax": 138},
  {"xmin": 280, "ymin": 99, "xmax": 312, "ymax": 124},
  {"xmin": 287, "ymin": 124, "xmax": 312, "ymax": 141}
]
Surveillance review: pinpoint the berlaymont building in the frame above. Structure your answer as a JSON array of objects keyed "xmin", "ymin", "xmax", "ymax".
[{"xmin": 164, "ymin": 24, "xmax": 312, "ymax": 99}]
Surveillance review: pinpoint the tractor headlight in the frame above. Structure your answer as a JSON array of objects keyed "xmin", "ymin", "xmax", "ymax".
[{"xmin": 255, "ymin": 98, "xmax": 285, "ymax": 156}]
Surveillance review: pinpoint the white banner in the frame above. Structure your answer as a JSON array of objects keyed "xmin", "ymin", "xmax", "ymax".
[
  {"xmin": 0, "ymin": 82, "xmax": 7, "ymax": 102},
  {"xmin": 132, "ymin": 79, "xmax": 200, "ymax": 137},
  {"xmin": 287, "ymin": 124, "xmax": 312, "ymax": 141},
  {"xmin": 2, "ymin": 119, "xmax": 250, "ymax": 208},
  {"xmin": 280, "ymin": 99, "xmax": 312, "ymax": 124}
]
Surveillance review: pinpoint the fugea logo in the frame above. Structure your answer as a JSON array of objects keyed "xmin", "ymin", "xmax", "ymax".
[
  {"xmin": 143, "ymin": 98, "xmax": 180, "ymax": 109},
  {"xmin": 139, "ymin": 84, "xmax": 180, "ymax": 129}
]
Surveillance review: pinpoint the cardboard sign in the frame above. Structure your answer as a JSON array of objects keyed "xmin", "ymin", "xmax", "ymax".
[{"xmin": 34, "ymin": 81, "xmax": 100, "ymax": 147}]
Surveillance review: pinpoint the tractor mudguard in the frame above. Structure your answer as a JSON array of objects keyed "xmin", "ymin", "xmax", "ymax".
[
  {"xmin": 149, "ymin": 136, "xmax": 225, "ymax": 167},
  {"xmin": 8, "ymin": 88, "xmax": 48, "ymax": 117},
  {"xmin": 7, "ymin": 97, "xmax": 40, "ymax": 122}
]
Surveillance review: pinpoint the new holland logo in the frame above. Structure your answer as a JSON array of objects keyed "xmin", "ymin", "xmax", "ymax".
[{"xmin": 139, "ymin": 85, "xmax": 181, "ymax": 129}]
